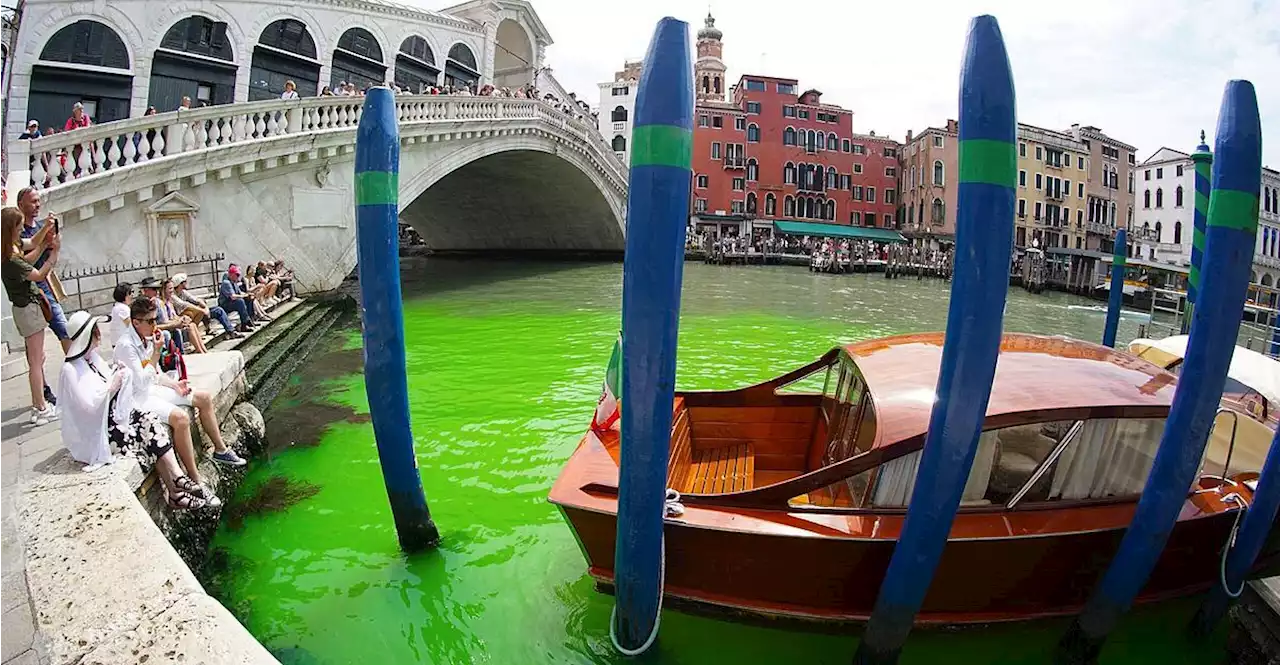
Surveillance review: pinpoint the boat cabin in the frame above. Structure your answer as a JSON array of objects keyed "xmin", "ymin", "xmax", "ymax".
[{"xmin": 649, "ymin": 333, "xmax": 1191, "ymax": 512}]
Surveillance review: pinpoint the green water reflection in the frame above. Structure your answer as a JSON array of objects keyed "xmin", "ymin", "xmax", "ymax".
[{"xmin": 208, "ymin": 260, "xmax": 1223, "ymax": 664}]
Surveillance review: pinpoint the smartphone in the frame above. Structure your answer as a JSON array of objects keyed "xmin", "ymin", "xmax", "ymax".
[{"xmin": 52, "ymin": 216, "xmax": 59, "ymax": 234}]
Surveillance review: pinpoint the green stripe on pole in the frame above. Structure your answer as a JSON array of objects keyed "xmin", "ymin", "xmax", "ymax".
[
  {"xmin": 356, "ymin": 171, "xmax": 399, "ymax": 206},
  {"xmin": 1207, "ymin": 189, "xmax": 1260, "ymax": 233},
  {"xmin": 958, "ymin": 139, "xmax": 1017, "ymax": 186},
  {"xmin": 630, "ymin": 124, "xmax": 693, "ymax": 169},
  {"xmin": 1196, "ymin": 191, "xmax": 1210, "ymax": 212},
  {"xmin": 1113, "ymin": 254, "xmax": 1127, "ymax": 268},
  {"xmin": 1189, "ymin": 265, "xmax": 1201, "ymax": 286}
]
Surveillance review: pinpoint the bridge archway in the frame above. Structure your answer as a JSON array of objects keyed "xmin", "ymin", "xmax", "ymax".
[
  {"xmin": 150, "ymin": 16, "xmax": 236, "ymax": 111},
  {"xmin": 250, "ymin": 19, "xmax": 320, "ymax": 100},
  {"xmin": 32, "ymin": 20, "xmax": 133, "ymax": 126},
  {"xmin": 444, "ymin": 42, "xmax": 480, "ymax": 89},
  {"xmin": 493, "ymin": 19, "xmax": 535, "ymax": 89},
  {"xmin": 395, "ymin": 35, "xmax": 439, "ymax": 93},
  {"xmin": 399, "ymin": 141, "xmax": 624, "ymax": 254},
  {"xmin": 331, "ymin": 27, "xmax": 385, "ymax": 90}
]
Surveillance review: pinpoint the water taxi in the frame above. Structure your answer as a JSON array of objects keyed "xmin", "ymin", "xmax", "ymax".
[{"xmin": 549, "ymin": 333, "xmax": 1279, "ymax": 624}]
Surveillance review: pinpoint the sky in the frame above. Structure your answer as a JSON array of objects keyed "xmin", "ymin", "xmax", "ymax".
[{"xmin": 427, "ymin": 0, "xmax": 1280, "ymax": 168}]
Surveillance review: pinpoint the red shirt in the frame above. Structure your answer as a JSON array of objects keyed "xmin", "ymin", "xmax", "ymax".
[{"xmin": 63, "ymin": 114, "xmax": 91, "ymax": 131}]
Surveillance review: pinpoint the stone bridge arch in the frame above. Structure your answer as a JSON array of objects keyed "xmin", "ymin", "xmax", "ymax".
[{"xmin": 398, "ymin": 131, "xmax": 624, "ymax": 253}]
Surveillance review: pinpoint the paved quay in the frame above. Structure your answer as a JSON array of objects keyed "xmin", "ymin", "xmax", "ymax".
[{"xmin": 1, "ymin": 333, "xmax": 277, "ymax": 665}]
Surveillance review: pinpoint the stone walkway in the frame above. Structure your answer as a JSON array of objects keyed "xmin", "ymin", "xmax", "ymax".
[{"xmin": 2, "ymin": 333, "xmax": 63, "ymax": 665}]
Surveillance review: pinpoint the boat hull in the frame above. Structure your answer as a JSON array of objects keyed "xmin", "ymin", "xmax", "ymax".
[{"xmin": 557, "ymin": 503, "xmax": 1277, "ymax": 625}]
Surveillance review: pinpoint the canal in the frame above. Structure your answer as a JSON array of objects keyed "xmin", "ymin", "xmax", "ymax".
[{"xmin": 206, "ymin": 259, "xmax": 1224, "ymax": 664}]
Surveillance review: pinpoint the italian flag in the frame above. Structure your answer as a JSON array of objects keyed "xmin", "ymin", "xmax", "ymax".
[{"xmin": 590, "ymin": 333, "xmax": 622, "ymax": 433}]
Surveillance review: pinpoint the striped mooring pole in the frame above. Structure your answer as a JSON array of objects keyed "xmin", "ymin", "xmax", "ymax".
[
  {"xmin": 1101, "ymin": 228, "xmax": 1126, "ymax": 348},
  {"xmin": 354, "ymin": 87, "xmax": 440, "ymax": 552},
  {"xmin": 853, "ymin": 14, "xmax": 1016, "ymax": 664},
  {"xmin": 612, "ymin": 16, "xmax": 693, "ymax": 656},
  {"xmin": 1055, "ymin": 80, "xmax": 1261, "ymax": 664},
  {"xmin": 1183, "ymin": 131, "xmax": 1212, "ymax": 333}
]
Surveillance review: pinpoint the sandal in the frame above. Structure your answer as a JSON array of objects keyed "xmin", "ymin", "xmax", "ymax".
[
  {"xmin": 166, "ymin": 490, "xmax": 211, "ymax": 511},
  {"xmin": 173, "ymin": 475, "xmax": 218, "ymax": 502}
]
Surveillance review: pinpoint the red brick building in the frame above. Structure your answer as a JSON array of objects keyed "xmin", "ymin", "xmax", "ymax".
[{"xmin": 688, "ymin": 14, "xmax": 901, "ymax": 237}]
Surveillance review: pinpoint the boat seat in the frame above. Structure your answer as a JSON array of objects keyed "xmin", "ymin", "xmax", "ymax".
[
  {"xmin": 688, "ymin": 444, "xmax": 755, "ymax": 494},
  {"xmin": 989, "ymin": 427, "xmax": 1056, "ymax": 497}
]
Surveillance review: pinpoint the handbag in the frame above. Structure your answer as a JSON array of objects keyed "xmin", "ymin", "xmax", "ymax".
[{"xmin": 36, "ymin": 290, "xmax": 53, "ymax": 321}]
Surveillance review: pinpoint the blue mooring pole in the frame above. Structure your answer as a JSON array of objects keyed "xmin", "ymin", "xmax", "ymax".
[
  {"xmin": 1102, "ymin": 229, "xmax": 1127, "ymax": 348},
  {"xmin": 853, "ymin": 15, "xmax": 1016, "ymax": 664},
  {"xmin": 354, "ymin": 87, "xmax": 440, "ymax": 552},
  {"xmin": 1191, "ymin": 426, "xmax": 1280, "ymax": 635},
  {"xmin": 1055, "ymin": 80, "xmax": 1261, "ymax": 664},
  {"xmin": 612, "ymin": 17, "xmax": 693, "ymax": 656}
]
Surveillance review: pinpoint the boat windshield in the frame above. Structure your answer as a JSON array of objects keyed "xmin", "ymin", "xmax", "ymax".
[{"xmin": 797, "ymin": 417, "xmax": 1168, "ymax": 510}]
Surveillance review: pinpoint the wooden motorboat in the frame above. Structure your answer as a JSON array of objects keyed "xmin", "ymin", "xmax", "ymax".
[{"xmin": 549, "ymin": 332, "xmax": 1280, "ymax": 625}]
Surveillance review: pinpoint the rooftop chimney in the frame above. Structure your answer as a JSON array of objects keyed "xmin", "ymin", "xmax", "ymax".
[{"xmin": 945, "ymin": 119, "xmax": 958, "ymax": 134}]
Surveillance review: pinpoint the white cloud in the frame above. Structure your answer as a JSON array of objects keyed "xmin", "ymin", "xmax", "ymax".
[{"xmin": 426, "ymin": 0, "xmax": 1280, "ymax": 169}]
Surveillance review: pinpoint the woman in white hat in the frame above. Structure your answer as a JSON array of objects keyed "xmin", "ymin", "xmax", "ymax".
[{"xmin": 57, "ymin": 311, "xmax": 220, "ymax": 509}]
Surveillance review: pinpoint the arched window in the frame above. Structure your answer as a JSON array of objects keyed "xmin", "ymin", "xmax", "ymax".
[
  {"xmin": 746, "ymin": 192, "xmax": 758, "ymax": 214},
  {"xmin": 908, "ymin": 204, "xmax": 915, "ymax": 224},
  {"xmin": 611, "ymin": 135, "xmax": 626, "ymax": 152},
  {"xmin": 806, "ymin": 197, "xmax": 816, "ymax": 219},
  {"xmin": 807, "ymin": 130, "xmax": 817, "ymax": 149},
  {"xmin": 783, "ymin": 127, "xmax": 796, "ymax": 145},
  {"xmin": 1155, "ymin": 220, "xmax": 1163, "ymax": 241},
  {"xmin": 1155, "ymin": 188, "xmax": 1163, "ymax": 208},
  {"xmin": 918, "ymin": 201, "xmax": 925, "ymax": 224},
  {"xmin": 784, "ymin": 162, "xmax": 796, "ymax": 185},
  {"xmin": 41, "ymin": 19, "xmax": 130, "ymax": 68},
  {"xmin": 828, "ymin": 132, "xmax": 838, "ymax": 149},
  {"xmin": 766, "ymin": 193, "xmax": 777, "ymax": 216},
  {"xmin": 1264, "ymin": 274, "xmax": 1275, "ymax": 288},
  {"xmin": 827, "ymin": 166, "xmax": 837, "ymax": 189},
  {"xmin": 932, "ymin": 198, "xmax": 945, "ymax": 224},
  {"xmin": 933, "ymin": 160, "xmax": 944, "ymax": 186},
  {"xmin": 747, "ymin": 123, "xmax": 760, "ymax": 142},
  {"xmin": 1174, "ymin": 221, "xmax": 1182, "ymax": 245},
  {"xmin": 816, "ymin": 132, "xmax": 826, "ymax": 150},
  {"xmin": 702, "ymin": 75, "xmax": 710, "ymax": 93},
  {"xmin": 153, "ymin": 16, "xmax": 234, "ymax": 109},
  {"xmin": 714, "ymin": 76, "xmax": 721, "ymax": 94},
  {"xmin": 747, "ymin": 159, "xmax": 759, "ymax": 181},
  {"xmin": 396, "ymin": 36, "xmax": 438, "ymax": 93},
  {"xmin": 1144, "ymin": 190, "xmax": 1151, "ymax": 208},
  {"xmin": 160, "ymin": 16, "xmax": 233, "ymax": 61},
  {"xmin": 611, "ymin": 106, "xmax": 628, "ymax": 122},
  {"xmin": 1128, "ymin": 171, "xmax": 1135, "ymax": 193},
  {"xmin": 784, "ymin": 196, "xmax": 795, "ymax": 217},
  {"xmin": 1175, "ymin": 185, "xmax": 1184, "ymax": 207},
  {"xmin": 332, "ymin": 27, "xmax": 386, "ymax": 90},
  {"xmin": 251, "ymin": 19, "xmax": 320, "ymax": 101},
  {"xmin": 825, "ymin": 200, "xmax": 835, "ymax": 220}
]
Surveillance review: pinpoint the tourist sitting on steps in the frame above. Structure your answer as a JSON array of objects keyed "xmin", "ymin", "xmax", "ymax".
[
  {"xmin": 162, "ymin": 277, "xmax": 208, "ymax": 354},
  {"xmin": 272, "ymin": 259, "xmax": 295, "ymax": 300},
  {"xmin": 229, "ymin": 264, "xmax": 272, "ymax": 322},
  {"xmin": 171, "ymin": 272, "xmax": 241, "ymax": 339},
  {"xmin": 57, "ymin": 311, "xmax": 220, "ymax": 508},
  {"xmin": 2, "ymin": 206, "xmax": 60, "ymax": 425},
  {"xmin": 253, "ymin": 260, "xmax": 281, "ymax": 307},
  {"xmin": 140, "ymin": 276, "xmax": 188, "ymax": 351},
  {"xmin": 218, "ymin": 265, "xmax": 257, "ymax": 332},
  {"xmin": 115, "ymin": 296, "xmax": 247, "ymax": 479}
]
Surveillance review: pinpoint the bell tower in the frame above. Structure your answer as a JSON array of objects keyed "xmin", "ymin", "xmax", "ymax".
[{"xmin": 695, "ymin": 13, "xmax": 727, "ymax": 103}]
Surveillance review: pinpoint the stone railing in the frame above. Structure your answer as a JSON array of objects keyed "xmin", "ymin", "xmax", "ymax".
[{"xmin": 7, "ymin": 94, "xmax": 626, "ymax": 194}]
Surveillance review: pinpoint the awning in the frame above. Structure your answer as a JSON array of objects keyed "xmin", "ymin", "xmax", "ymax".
[{"xmin": 772, "ymin": 220, "xmax": 907, "ymax": 243}]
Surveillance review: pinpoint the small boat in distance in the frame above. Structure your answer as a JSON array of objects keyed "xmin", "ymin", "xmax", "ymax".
[{"xmin": 549, "ymin": 332, "xmax": 1280, "ymax": 625}]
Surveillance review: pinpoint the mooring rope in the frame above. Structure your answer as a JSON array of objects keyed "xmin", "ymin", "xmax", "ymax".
[
  {"xmin": 610, "ymin": 489, "xmax": 684, "ymax": 657},
  {"xmin": 1220, "ymin": 492, "xmax": 1250, "ymax": 599}
]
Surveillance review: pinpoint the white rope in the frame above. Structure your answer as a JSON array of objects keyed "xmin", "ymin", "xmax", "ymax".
[
  {"xmin": 609, "ymin": 489, "xmax": 684, "ymax": 657},
  {"xmin": 1220, "ymin": 492, "xmax": 1250, "ymax": 599}
]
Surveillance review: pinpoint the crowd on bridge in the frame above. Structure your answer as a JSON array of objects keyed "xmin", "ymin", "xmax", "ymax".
[{"xmin": 0, "ymin": 187, "xmax": 312, "ymax": 511}]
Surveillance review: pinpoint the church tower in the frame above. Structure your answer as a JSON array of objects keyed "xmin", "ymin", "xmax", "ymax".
[{"xmin": 695, "ymin": 13, "xmax": 727, "ymax": 103}]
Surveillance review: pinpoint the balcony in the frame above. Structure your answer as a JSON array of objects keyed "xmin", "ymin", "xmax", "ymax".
[
  {"xmin": 723, "ymin": 155, "xmax": 745, "ymax": 169},
  {"xmin": 1046, "ymin": 189, "xmax": 1065, "ymax": 202},
  {"xmin": 1085, "ymin": 221, "xmax": 1112, "ymax": 235},
  {"xmin": 1256, "ymin": 254, "xmax": 1280, "ymax": 269}
]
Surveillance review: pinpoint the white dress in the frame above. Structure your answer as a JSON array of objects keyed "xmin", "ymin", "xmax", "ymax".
[
  {"xmin": 114, "ymin": 326, "xmax": 191, "ymax": 423},
  {"xmin": 57, "ymin": 352, "xmax": 116, "ymax": 468}
]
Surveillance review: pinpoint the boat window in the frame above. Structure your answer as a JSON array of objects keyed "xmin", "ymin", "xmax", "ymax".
[
  {"xmin": 774, "ymin": 359, "xmax": 834, "ymax": 395},
  {"xmin": 792, "ymin": 468, "xmax": 875, "ymax": 508}
]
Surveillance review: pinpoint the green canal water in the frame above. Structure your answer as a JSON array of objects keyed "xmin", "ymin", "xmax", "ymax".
[{"xmin": 207, "ymin": 260, "xmax": 1226, "ymax": 664}]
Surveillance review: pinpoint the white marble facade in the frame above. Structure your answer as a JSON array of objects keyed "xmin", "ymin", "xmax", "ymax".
[{"xmin": 5, "ymin": 0, "xmax": 552, "ymax": 140}]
